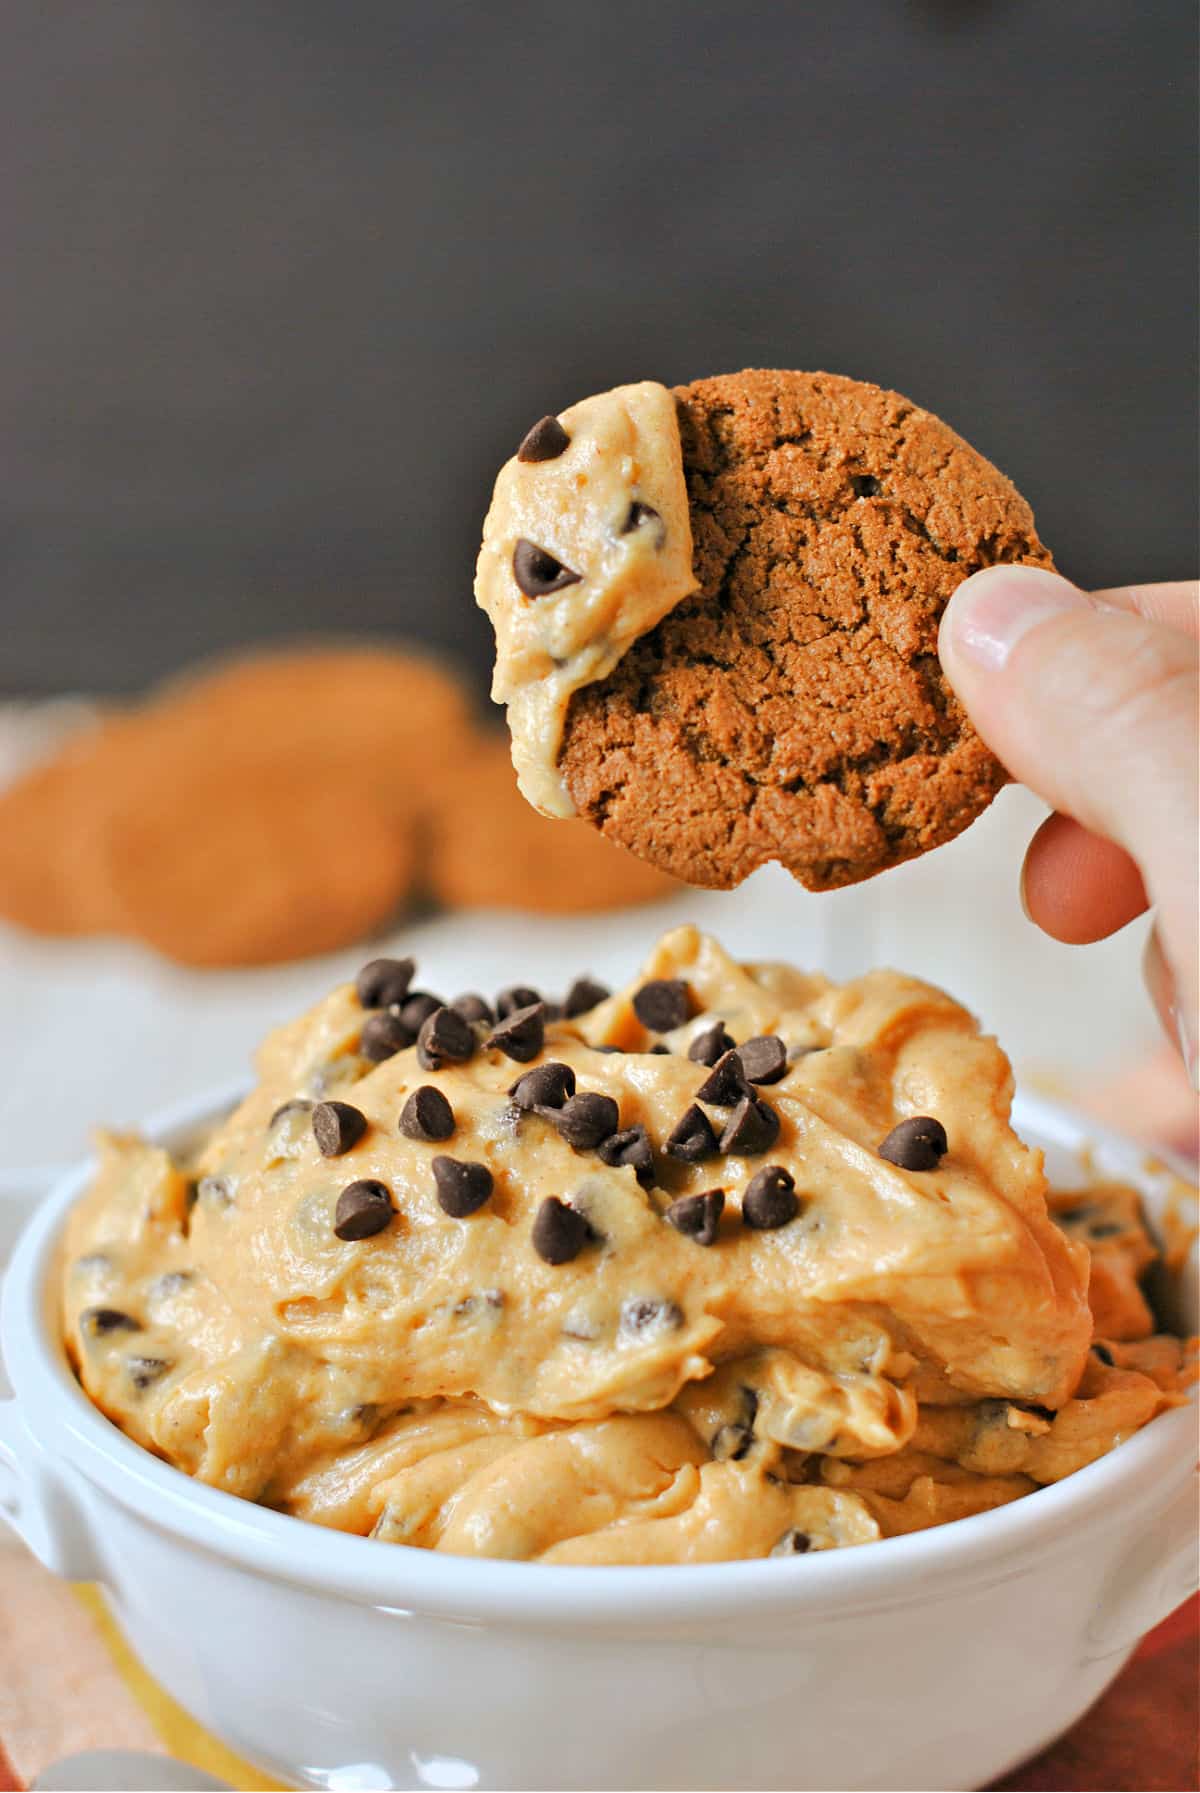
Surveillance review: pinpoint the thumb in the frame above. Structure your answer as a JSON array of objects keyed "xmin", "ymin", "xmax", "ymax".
[{"xmin": 939, "ymin": 564, "xmax": 1198, "ymax": 1062}]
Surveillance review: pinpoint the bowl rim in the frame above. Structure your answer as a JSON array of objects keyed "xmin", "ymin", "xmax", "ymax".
[{"xmin": 3, "ymin": 1079, "xmax": 1196, "ymax": 1627}]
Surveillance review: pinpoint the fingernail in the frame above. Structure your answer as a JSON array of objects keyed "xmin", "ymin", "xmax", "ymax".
[
  {"xmin": 942, "ymin": 566, "xmax": 1093, "ymax": 673},
  {"xmin": 1144, "ymin": 923, "xmax": 1200, "ymax": 1091}
]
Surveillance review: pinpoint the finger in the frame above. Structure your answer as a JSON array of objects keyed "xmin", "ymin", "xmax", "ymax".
[
  {"xmin": 938, "ymin": 566, "xmax": 1197, "ymax": 863},
  {"xmin": 940, "ymin": 564, "xmax": 1198, "ymax": 1065},
  {"xmin": 1089, "ymin": 579, "xmax": 1198, "ymax": 636},
  {"xmin": 1021, "ymin": 813, "xmax": 1148, "ymax": 944}
]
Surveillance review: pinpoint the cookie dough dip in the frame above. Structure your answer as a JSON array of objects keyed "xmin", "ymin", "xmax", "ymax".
[{"xmin": 62, "ymin": 928, "xmax": 1196, "ymax": 1563}]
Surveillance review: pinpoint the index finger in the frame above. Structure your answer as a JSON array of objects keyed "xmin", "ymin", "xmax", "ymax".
[{"xmin": 1089, "ymin": 579, "xmax": 1198, "ymax": 637}]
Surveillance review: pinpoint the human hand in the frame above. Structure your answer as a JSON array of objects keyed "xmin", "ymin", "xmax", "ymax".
[{"xmin": 938, "ymin": 567, "xmax": 1198, "ymax": 1085}]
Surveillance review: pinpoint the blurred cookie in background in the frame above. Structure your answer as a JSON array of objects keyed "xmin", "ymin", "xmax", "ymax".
[
  {"xmin": 98, "ymin": 760, "xmax": 418, "ymax": 969},
  {"xmin": 428, "ymin": 732, "xmax": 676, "ymax": 916},
  {"xmin": 0, "ymin": 641, "xmax": 675, "ymax": 968}
]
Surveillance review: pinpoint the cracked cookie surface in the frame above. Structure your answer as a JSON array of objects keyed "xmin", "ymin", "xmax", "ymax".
[{"xmin": 558, "ymin": 369, "xmax": 1054, "ymax": 890}]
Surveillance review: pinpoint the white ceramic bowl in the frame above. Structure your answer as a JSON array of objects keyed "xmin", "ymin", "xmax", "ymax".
[{"xmin": 2, "ymin": 1085, "xmax": 1196, "ymax": 1793}]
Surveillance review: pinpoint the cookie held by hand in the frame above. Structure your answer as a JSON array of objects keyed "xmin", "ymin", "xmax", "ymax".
[{"xmin": 477, "ymin": 369, "xmax": 1054, "ymax": 891}]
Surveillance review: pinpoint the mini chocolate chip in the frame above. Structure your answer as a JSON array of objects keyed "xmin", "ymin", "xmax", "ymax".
[
  {"xmin": 451, "ymin": 992, "xmax": 495, "ymax": 1026},
  {"xmin": 770, "ymin": 1529, "xmax": 812, "ymax": 1556},
  {"xmin": 736, "ymin": 1035, "xmax": 788, "ymax": 1085},
  {"xmin": 334, "ymin": 1180, "xmax": 394, "ymax": 1241},
  {"xmin": 720, "ymin": 1096, "xmax": 781, "ymax": 1157},
  {"xmin": 621, "ymin": 500, "xmax": 663, "ymax": 539},
  {"xmin": 355, "ymin": 956, "xmax": 416, "ymax": 1009},
  {"xmin": 196, "ymin": 1174, "xmax": 234, "ymax": 1209},
  {"xmin": 664, "ymin": 1188, "xmax": 724, "ymax": 1247},
  {"xmin": 695, "ymin": 1049, "xmax": 751, "ymax": 1107},
  {"xmin": 1091, "ymin": 1342, "xmax": 1116, "ymax": 1366},
  {"xmin": 712, "ymin": 1422, "xmax": 754, "ymax": 1461},
  {"xmin": 400, "ymin": 1085, "xmax": 455, "ymax": 1142},
  {"xmin": 127, "ymin": 1355, "xmax": 171, "ymax": 1391},
  {"xmin": 552, "ymin": 1091, "xmax": 620, "ymax": 1151},
  {"xmin": 496, "ymin": 984, "xmax": 542, "ymax": 1019},
  {"xmin": 517, "ymin": 414, "xmax": 570, "ymax": 462},
  {"xmin": 742, "ymin": 1165, "xmax": 798, "ymax": 1230},
  {"xmin": 688, "ymin": 1022, "xmax": 736, "ymax": 1067},
  {"xmin": 532, "ymin": 1196, "xmax": 591, "ymax": 1264},
  {"xmin": 878, "ymin": 1116, "xmax": 948, "ymax": 1171},
  {"xmin": 632, "ymin": 978, "xmax": 694, "ymax": 1033},
  {"xmin": 417, "ymin": 1006, "xmax": 475, "ymax": 1071},
  {"xmin": 621, "ymin": 1296, "xmax": 683, "ymax": 1335},
  {"xmin": 512, "ymin": 539, "xmax": 582, "ymax": 598},
  {"xmin": 486, "ymin": 1002, "xmax": 545, "ymax": 1063},
  {"xmin": 664, "ymin": 1103, "xmax": 718, "ymax": 1163},
  {"xmin": 511, "ymin": 1061, "xmax": 577, "ymax": 1110},
  {"xmin": 596, "ymin": 1124, "xmax": 655, "ymax": 1187},
  {"xmin": 649, "ymin": 1043, "xmax": 671, "ymax": 1055},
  {"xmin": 312, "ymin": 1100, "xmax": 368, "ymax": 1158},
  {"xmin": 269, "ymin": 1097, "xmax": 314, "ymax": 1128},
  {"xmin": 401, "ymin": 991, "xmax": 445, "ymax": 1032},
  {"xmin": 80, "ymin": 1307, "xmax": 142, "ymax": 1338},
  {"xmin": 432, "ymin": 1156, "xmax": 494, "ymax": 1218},
  {"xmin": 360, "ymin": 1010, "xmax": 415, "ymax": 1062},
  {"xmin": 564, "ymin": 976, "xmax": 610, "ymax": 1017}
]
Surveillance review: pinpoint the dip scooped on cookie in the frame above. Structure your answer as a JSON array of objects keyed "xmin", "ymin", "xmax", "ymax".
[{"xmin": 476, "ymin": 369, "xmax": 1053, "ymax": 890}]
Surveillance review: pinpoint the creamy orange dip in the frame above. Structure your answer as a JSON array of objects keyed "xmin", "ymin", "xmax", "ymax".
[{"xmin": 61, "ymin": 927, "xmax": 1196, "ymax": 1562}]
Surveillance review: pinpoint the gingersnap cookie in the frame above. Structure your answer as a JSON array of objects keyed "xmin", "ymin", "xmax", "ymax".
[
  {"xmin": 0, "ymin": 730, "xmax": 128, "ymax": 935},
  {"xmin": 100, "ymin": 758, "xmax": 416, "ymax": 968},
  {"xmin": 428, "ymin": 732, "xmax": 677, "ymax": 915},
  {"xmin": 0, "ymin": 641, "xmax": 678, "ymax": 966},
  {"xmin": 478, "ymin": 370, "xmax": 1053, "ymax": 891},
  {"xmin": 0, "ymin": 644, "xmax": 466, "ymax": 965}
]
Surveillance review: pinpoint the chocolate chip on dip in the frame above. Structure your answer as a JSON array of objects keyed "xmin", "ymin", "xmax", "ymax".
[
  {"xmin": 742, "ymin": 1166, "xmax": 799, "ymax": 1230},
  {"xmin": 312, "ymin": 1101, "xmax": 368, "ymax": 1158},
  {"xmin": 355, "ymin": 956, "xmax": 415, "ymax": 1009},
  {"xmin": 334, "ymin": 1180, "xmax": 394, "ymax": 1241},
  {"xmin": 632, "ymin": 978, "xmax": 693, "ymax": 1033},
  {"xmin": 399, "ymin": 1086, "xmax": 456, "ymax": 1143},
  {"xmin": 878, "ymin": 1116, "xmax": 948, "ymax": 1171},
  {"xmin": 432, "ymin": 1156, "xmax": 494, "ymax": 1218}
]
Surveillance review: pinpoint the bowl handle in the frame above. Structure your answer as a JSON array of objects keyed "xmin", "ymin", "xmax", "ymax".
[
  {"xmin": 0, "ymin": 1400, "xmax": 100, "ymax": 1581},
  {"xmin": 1085, "ymin": 1469, "xmax": 1200, "ymax": 1661}
]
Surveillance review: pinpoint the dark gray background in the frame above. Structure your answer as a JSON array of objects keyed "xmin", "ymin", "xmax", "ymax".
[{"xmin": 3, "ymin": 0, "xmax": 1195, "ymax": 701}]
